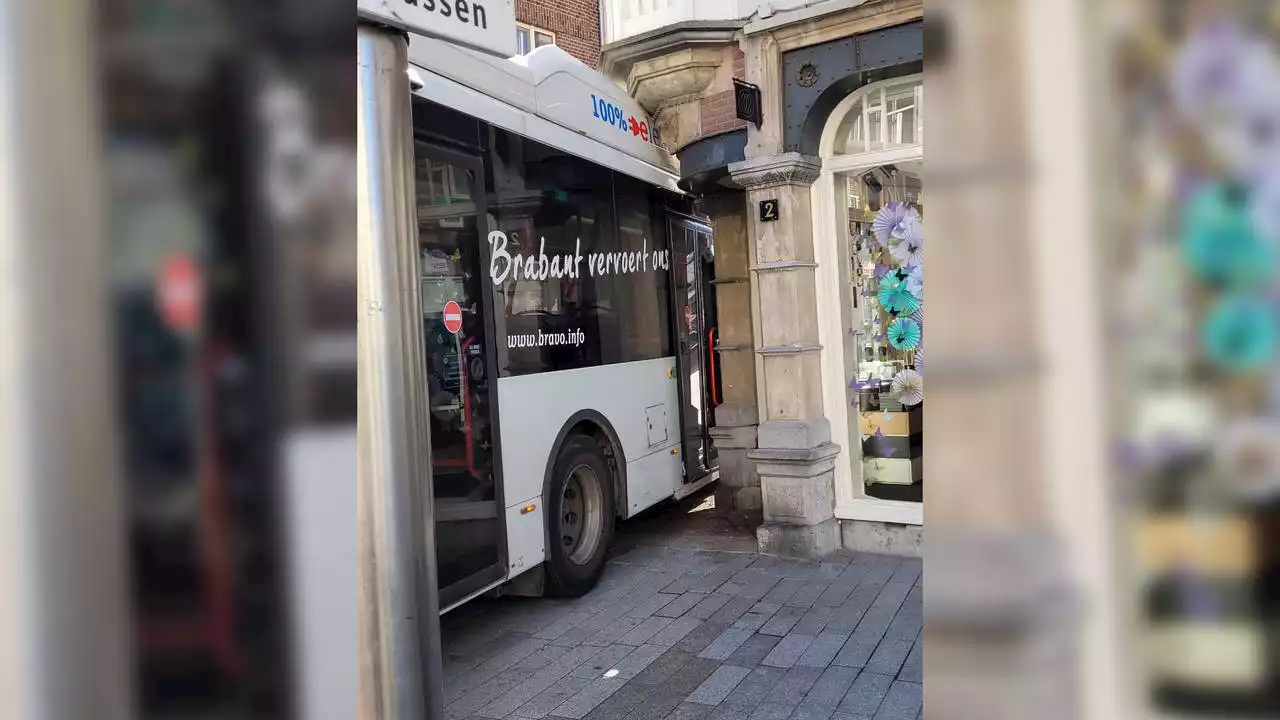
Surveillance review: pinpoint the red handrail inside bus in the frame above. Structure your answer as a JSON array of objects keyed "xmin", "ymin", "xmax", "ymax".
[{"xmin": 707, "ymin": 327, "xmax": 720, "ymax": 407}]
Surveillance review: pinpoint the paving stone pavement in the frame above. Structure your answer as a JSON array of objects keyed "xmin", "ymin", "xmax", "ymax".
[{"xmin": 440, "ymin": 546, "xmax": 923, "ymax": 720}]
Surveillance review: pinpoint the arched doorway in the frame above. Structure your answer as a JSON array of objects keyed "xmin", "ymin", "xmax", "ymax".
[{"xmin": 812, "ymin": 74, "xmax": 924, "ymax": 525}]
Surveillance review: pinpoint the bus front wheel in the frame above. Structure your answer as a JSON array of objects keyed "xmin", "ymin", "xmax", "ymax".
[{"xmin": 545, "ymin": 435, "xmax": 616, "ymax": 597}]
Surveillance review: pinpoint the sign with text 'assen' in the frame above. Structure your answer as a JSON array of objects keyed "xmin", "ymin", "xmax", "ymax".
[{"xmin": 359, "ymin": 0, "xmax": 517, "ymax": 57}]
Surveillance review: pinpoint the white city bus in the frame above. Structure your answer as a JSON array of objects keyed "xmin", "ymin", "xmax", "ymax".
[{"xmin": 402, "ymin": 37, "xmax": 722, "ymax": 610}]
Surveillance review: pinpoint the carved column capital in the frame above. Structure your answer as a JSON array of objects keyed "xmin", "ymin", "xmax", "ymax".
[{"xmin": 729, "ymin": 152, "xmax": 822, "ymax": 190}]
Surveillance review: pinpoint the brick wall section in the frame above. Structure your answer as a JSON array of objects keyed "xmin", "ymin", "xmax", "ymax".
[
  {"xmin": 696, "ymin": 49, "xmax": 748, "ymax": 138},
  {"xmin": 700, "ymin": 89, "xmax": 748, "ymax": 137},
  {"xmin": 517, "ymin": 0, "xmax": 601, "ymax": 68}
]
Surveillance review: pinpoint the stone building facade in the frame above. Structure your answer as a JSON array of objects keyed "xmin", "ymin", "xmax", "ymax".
[{"xmin": 601, "ymin": 0, "xmax": 927, "ymax": 556}]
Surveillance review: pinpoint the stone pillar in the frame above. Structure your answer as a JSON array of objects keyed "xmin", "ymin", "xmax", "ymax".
[
  {"xmin": 729, "ymin": 152, "xmax": 842, "ymax": 557},
  {"xmin": 697, "ymin": 193, "xmax": 760, "ymax": 510}
]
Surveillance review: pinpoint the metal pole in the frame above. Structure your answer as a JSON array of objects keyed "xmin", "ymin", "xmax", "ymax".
[{"xmin": 356, "ymin": 23, "xmax": 444, "ymax": 720}]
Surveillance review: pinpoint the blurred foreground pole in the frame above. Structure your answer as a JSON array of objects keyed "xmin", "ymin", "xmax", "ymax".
[
  {"xmin": 0, "ymin": 0, "xmax": 133, "ymax": 719},
  {"xmin": 356, "ymin": 22, "xmax": 444, "ymax": 720}
]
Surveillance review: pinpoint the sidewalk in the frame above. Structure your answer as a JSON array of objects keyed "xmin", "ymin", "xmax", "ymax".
[{"xmin": 440, "ymin": 499, "xmax": 923, "ymax": 720}]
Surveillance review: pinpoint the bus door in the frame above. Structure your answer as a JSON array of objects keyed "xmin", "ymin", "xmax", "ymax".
[
  {"xmin": 669, "ymin": 216, "xmax": 720, "ymax": 481},
  {"xmin": 413, "ymin": 141, "xmax": 508, "ymax": 608}
]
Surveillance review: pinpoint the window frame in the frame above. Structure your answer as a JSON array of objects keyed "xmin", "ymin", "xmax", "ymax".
[{"xmin": 515, "ymin": 23, "xmax": 556, "ymax": 55}]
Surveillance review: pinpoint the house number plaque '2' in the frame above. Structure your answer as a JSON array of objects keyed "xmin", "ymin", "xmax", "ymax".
[{"xmin": 759, "ymin": 198, "xmax": 780, "ymax": 222}]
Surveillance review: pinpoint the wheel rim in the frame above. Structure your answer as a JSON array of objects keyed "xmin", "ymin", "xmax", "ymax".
[{"xmin": 560, "ymin": 463, "xmax": 605, "ymax": 566}]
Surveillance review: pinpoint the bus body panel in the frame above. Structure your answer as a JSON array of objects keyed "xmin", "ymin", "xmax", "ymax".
[
  {"xmin": 496, "ymin": 358, "xmax": 684, "ymax": 576},
  {"xmin": 496, "ymin": 356, "xmax": 683, "ymax": 547}
]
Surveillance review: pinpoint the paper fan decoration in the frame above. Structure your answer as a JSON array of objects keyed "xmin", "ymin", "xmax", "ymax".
[
  {"xmin": 1201, "ymin": 294, "xmax": 1275, "ymax": 372},
  {"xmin": 872, "ymin": 202, "xmax": 910, "ymax": 247},
  {"xmin": 912, "ymin": 342, "xmax": 923, "ymax": 373},
  {"xmin": 887, "ymin": 317, "xmax": 922, "ymax": 351},
  {"xmin": 888, "ymin": 214, "xmax": 924, "ymax": 267},
  {"xmin": 878, "ymin": 282, "xmax": 921, "ymax": 315},
  {"xmin": 904, "ymin": 264, "xmax": 924, "ymax": 297},
  {"xmin": 1181, "ymin": 183, "xmax": 1273, "ymax": 286},
  {"xmin": 891, "ymin": 369, "xmax": 924, "ymax": 406}
]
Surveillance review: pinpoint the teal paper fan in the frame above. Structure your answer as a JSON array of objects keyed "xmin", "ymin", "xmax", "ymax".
[
  {"xmin": 878, "ymin": 282, "xmax": 921, "ymax": 315},
  {"xmin": 1202, "ymin": 294, "xmax": 1275, "ymax": 372},
  {"xmin": 887, "ymin": 317, "xmax": 922, "ymax": 351},
  {"xmin": 1181, "ymin": 183, "xmax": 1274, "ymax": 287}
]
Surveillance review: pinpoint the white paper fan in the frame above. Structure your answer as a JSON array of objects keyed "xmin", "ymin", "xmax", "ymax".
[{"xmin": 891, "ymin": 369, "xmax": 924, "ymax": 406}]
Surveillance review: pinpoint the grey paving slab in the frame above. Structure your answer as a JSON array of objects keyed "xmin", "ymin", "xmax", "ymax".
[
  {"xmin": 740, "ymin": 577, "xmax": 785, "ymax": 601},
  {"xmin": 628, "ymin": 648, "xmax": 694, "ymax": 686},
  {"xmin": 513, "ymin": 644, "xmax": 576, "ymax": 672},
  {"xmin": 686, "ymin": 664, "xmax": 752, "ymax": 705},
  {"xmin": 708, "ymin": 704, "xmax": 751, "ymax": 720},
  {"xmin": 553, "ymin": 625, "xmax": 604, "ymax": 648},
  {"xmin": 613, "ymin": 643, "xmax": 669, "ymax": 680},
  {"xmin": 795, "ymin": 631, "xmax": 854, "ymax": 669},
  {"xmin": 751, "ymin": 601, "xmax": 784, "ymax": 615},
  {"xmin": 880, "ymin": 588, "xmax": 922, "ymax": 642},
  {"xmin": 627, "ymin": 593, "xmax": 681, "ymax": 620},
  {"xmin": 535, "ymin": 611, "xmax": 598, "ymax": 641},
  {"xmin": 552, "ymin": 677, "xmax": 628, "ymax": 719},
  {"xmin": 800, "ymin": 665, "xmax": 860, "ymax": 711},
  {"xmin": 450, "ymin": 666, "xmax": 538, "ymax": 715},
  {"xmin": 750, "ymin": 702, "xmax": 799, "ymax": 720},
  {"xmin": 618, "ymin": 616, "xmax": 678, "ymax": 646},
  {"xmin": 582, "ymin": 682, "xmax": 653, "ymax": 720},
  {"xmin": 572, "ymin": 645, "xmax": 637, "ymax": 679},
  {"xmin": 675, "ymin": 621, "xmax": 732, "ymax": 655},
  {"xmin": 897, "ymin": 636, "xmax": 922, "ymax": 684},
  {"xmin": 656, "ymin": 593, "xmax": 705, "ymax": 618},
  {"xmin": 514, "ymin": 676, "xmax": 594, "ymax": 719},
  {"xmin": 690, "ymin": 568, "xmax": 739, "ymax": 594},
  {"xmin": 814, "ymin": 562, "xmax": 874, "ymax": 608},
  {"xmin": 872, "ymin": 681, "xmax": 921, "ymax": 720},
  {"xmin": 662, "ymin": 571, "xmax": 711, "ymax": 596},
  {"xmin": 697, "ymin": 627, "xmax": 754, "ymax": 660},
  {"xmin": 645, "ymin": 614, "xmax": 706, "ymax": 648},
  {"xmin": 731, "ymin": 611, "xmax": 775, "ymax": 633},
  {"xmin": 481, "ymin": 650, "xmax": 598, "ymax": 718},
  {"xmin": 786, "ymin": 581, "xmax": 831, "ymax": 609},
  {"xmin": 661, "ymin": 656, "xmax": 723, "ymax": 700},
  {"xmin": 686, "ymin": 593, "xmax": 735, "ymax": 620},
  {"xmin": 888, "ymin": 559, "xmax": 922, "ymax": 587},
  {"xmin": 792, "ymin": 606, "xmax": 837, "ymax": 636},
  {"xmin": 707, "ymin": 596, "xmax": 757, "ymax": 626},
  {"xmin": 762, "ymin": 578, "xmax": 806, "ymax": 605},
  {"xmin": 759, "ymin": 606, "xmax": 807, "ymax": 637},
  {"xmin": 789, "ymin": 700, "xmax": 838, "ymax": 720},
  {"xmin": 863, "ymin": 637, "xmax": 912, "ymax": 678},
  {"xmin": 831, "ymin": 583, "xmax": 913, "ymax": 669},
  {"xmin": 722, "ymin": 665, "xmax": 788, "ymax": 708},
  {"xmin": 769, "ymin": 666, "xmax": 824, "ymax": 706},
  {"xmin": 584, "ymin": 617, "xmax": 645, "ymax": 647},
  {"xmin": 665, "ymin": 702, "xmax": 715, "ymax": 720},
  {"xmin": 762, "ymin": 633, "xmax": 817, "ymax": 668},
  {"xmin": 726, "ymin": 633, "xmax": 782, "ymax": 666},
  {"xmin": 836, "ymin": 672, "xmax": 893, "ymax": 717}
]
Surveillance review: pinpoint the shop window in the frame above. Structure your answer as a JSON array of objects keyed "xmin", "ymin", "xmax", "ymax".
[
  {"xmin": 516, "ymin": 24, "xmax": 555, "ymax": 56},
  {"xmin": 847, "ymin": 163, "xmax": 924, "ymax": 503}
]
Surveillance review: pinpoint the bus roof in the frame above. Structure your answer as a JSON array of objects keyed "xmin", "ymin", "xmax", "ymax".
[{"xmin": 408, "ymin": 37, "xmax": 682, "ymax": 191}]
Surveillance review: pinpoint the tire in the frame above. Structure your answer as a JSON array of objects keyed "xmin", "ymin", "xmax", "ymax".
[{"xmin": 544, "ymin": 435, "xmax": 616, "ymax": 597}]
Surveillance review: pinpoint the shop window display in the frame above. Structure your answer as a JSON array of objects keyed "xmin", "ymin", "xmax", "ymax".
[{"xmin": 847, "ymin": 165, "xmax": 923, "ymax": 503}]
